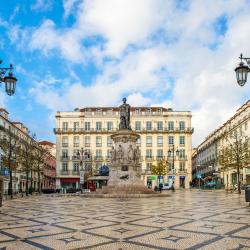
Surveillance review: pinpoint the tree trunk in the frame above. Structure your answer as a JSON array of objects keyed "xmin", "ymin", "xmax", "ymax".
[
  {"xmin": 237, "ymin": 165, "xmax": 241, "ymax": 194},
  {"xmin": 26, "ymin": 170, "xmax": 29, "ymax": 196},
  {"xmin": 38, "ymin": 169, "xmax": 41, "ymax": 194},
  {"xmin": 30, "ymin": 170, "xmax": 33, "ymax": 195},
  {"xmin": 8, "ymin": 169, "xmax": 13, "ymax": 199}
]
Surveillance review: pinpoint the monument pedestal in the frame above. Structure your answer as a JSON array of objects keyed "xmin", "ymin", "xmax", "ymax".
[{"xmin": 101, "ymin": 129, "xmax": 153, "ymax": 195}]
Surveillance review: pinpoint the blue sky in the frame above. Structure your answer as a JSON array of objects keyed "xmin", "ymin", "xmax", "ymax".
[{"xmin": 0, "ymin": 0, "xmax": 250, "ymax": 146}]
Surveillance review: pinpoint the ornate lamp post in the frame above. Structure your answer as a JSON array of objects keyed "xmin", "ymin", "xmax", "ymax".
[
  {"xmin": 77, "ymin": 148, "xmax": 92, "ymax": 188},
  {"xmin": 235, "ymin": 53, "xmax": 250, "ymax": 86},
  {"xmin": 0, "ymin": 60, "xmax": 18, "ymax": 96},
  {"xmin": 168, "ymin": 145, "xmax": 179, "ymax": 186}
]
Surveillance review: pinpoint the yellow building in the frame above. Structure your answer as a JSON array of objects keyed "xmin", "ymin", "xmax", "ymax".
[{"xmin": 54, "ymin": 107, "xmax": 193, "ymax": 189}]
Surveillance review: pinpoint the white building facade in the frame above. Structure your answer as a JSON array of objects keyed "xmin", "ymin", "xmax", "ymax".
[
  {"xmin": 194, "ymin": 100, "xmax": 250, "ymax": 188},
  {"xmin": 54, "ymin": 107, "xmax": 193, "ymax": 189}
]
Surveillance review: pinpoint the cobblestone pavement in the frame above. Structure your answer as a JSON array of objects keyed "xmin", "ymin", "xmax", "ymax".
[{"xmin": 0, "ymin": 190, "xmax": 249, "ymax": 249}]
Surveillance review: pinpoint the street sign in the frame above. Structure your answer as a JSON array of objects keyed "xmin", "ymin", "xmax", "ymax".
[{"xmin": 80, "ymin": 171, "xmax": 84, "ymax": 184}]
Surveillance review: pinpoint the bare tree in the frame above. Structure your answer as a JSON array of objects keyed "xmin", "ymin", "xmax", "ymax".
[
  {"xmin": 33, "ymin": 144, "xmax": 49, "ymax": 194},
  {"xmin": 0, "ymin": 126, "xmax": 20, "ymax": 199},
  {"xmin": 218, "ymin": 132, "xmax": 249, "ymax": 194},
  {"xmin": 19, "ymin": 133, "xmax": 36, "ymax": 196}
]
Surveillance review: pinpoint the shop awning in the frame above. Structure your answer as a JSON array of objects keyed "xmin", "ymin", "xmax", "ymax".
[{"xmin": 61, "ymin": 178, "xmax": 79, "ymax": 183}]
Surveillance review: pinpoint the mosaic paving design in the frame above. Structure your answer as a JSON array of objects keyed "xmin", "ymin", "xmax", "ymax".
[{"xmin": 0, "ymin": 190, "xmax": 249, "ymax": 249}]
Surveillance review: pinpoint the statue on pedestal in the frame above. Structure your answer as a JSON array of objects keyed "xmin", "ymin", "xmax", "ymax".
[{"xmin": 119, "ymin": 97, "xmax": 131, "ymax": 130}]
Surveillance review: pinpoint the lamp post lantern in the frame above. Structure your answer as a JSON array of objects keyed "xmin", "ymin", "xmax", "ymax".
[
  {"xmin": 235, "ymin": 53, "xmax": 250, "ymax": 86},
  {"xmin": 0, "ymin": 61, "xmax": 18, "ymax": 95}
]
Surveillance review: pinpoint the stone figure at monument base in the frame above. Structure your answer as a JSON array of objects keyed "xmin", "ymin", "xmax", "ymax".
[{"xmin": 100, "ymin": 98, "xmax": 154, "ymax": 195}]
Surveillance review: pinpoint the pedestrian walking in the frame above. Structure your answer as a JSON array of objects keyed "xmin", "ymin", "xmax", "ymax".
[
  {"xmin": 159, "ymin": 183, "xmax": 163, "ymax": 193},
  {"xmin": 171, "ymin": 181, "xmax": 175, "ymax": 192}
]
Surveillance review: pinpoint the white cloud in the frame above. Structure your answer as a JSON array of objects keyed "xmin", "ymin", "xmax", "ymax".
[
  {"xmin": 8, "ymin": 0, "xmax": 250, "ymax": 146},
  {"xmin": 31, "ymin": 0, "xmax": 53, "ymax": 12}
]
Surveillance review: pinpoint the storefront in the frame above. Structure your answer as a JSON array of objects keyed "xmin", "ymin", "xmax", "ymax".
[
  {"xmin": 179, "ymin": 176, "xmax": 185, "ymax": 188},
  {"xmin": 60, "ymin": 178, "xmax": 80, "ymax": 189}
]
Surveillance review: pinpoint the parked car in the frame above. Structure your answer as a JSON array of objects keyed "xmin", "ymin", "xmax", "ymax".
[{"xmin": 162, "ymin": 183, "xmax": 171, "ymax": 190}]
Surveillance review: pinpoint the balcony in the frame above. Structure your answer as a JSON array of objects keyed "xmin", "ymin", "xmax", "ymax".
[
  {"xmin": 178, "ymin": 155, "xmax": 187, "ymax": 160},
  {"xmin": 71, "ymin": 170, "xmax": 80, "ymax": 175},
  {"xmin": 73, "ymin": 143, "xmax": 79, "ymax": 147},
  {"xmin": 145, "ymin": 156, "xmax": 153, "ymax": 161},
  {"xmin": 146, "ymin": 143, "xmax": 152, "ymax": 147},
  {"xmin": 141, "ymin": 169, "xmax": 151, "ymax": 175},
  {"xmin": 96, "ymin": 143, "xmax": 102, "ymax": 147},
  {"xmin": 60, "ymin": 156, "xmax": 69, "ymax": 161},
  {"xmin": 178, "ymin": 169, "xmax": 187, "ymax": 174},
  {"xmin": 95, "ymin": 156, "xmax": 103, "ymax": 161},
  {"xmin": 72, "ymin": 156, "xmax": 80, "ymax": 161},
  {"xmin": 62, "ymin": 143, "xmax": 68, "ymax": 147},
  {"xmin": 156, "ymin": 156, "xmax": 165, "ymax": 161},
  {"xmin": 60, "ymin": 170, "xmax": 70, "ymax": 175},
  {"xmin": 85, "ymin": 143, "xmax": 90, "ymax": 147}
]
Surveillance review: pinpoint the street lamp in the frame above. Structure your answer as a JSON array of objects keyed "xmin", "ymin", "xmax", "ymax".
[
  {"xmin": 0, "ymin": 60, "xmax": 18, "ymax": 96},
  {"xmin": 168, "ymin": 145, "xmax": 179, "ymax": 179},
  {"xmin": 77, "ymin": 148, "xmax": 92, "ymax": 186},
  {"xmin": 235, "ymin": 53, "xmax": 250, "ymax": 86}
]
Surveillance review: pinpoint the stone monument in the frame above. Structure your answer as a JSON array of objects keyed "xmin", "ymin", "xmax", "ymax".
[{"xmin": 101, "ymin": 98, "xmax": 152, "ymax": 195}]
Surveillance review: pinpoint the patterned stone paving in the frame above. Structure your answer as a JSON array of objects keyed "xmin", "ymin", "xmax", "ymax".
[{"xmin": 0, "ymin": 190, "xmax": 249, "ymax": 249}]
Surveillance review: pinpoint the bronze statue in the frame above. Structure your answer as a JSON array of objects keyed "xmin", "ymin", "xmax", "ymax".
[{"xmin": 119, "ymin": 97, "xmax": 131, "ymax": 130}]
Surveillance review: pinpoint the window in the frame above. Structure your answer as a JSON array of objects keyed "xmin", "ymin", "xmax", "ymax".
[
  {"xmin": 168, "ymin": 121, "xmax": 174, "ymax": 131},
  {"xmin": 84, "ymin": 150, "xmax": 91, "ymax": 160},
  {"xmin": 146, "ymin": 108, "xmax": 151, "ymax": 114},
  {"xmin": 135, "ymin": 108, "xmax": 141, "ymax": 114},
  {"xmin": 146, "ymin": 121, "xmax": 152, "ymax": 131},
  {"xmin": 179, "ymin": 121, "xmax": 185, "ymax": 131},
  {"xmin": 135, "ymin": 121, "xmax": 141, "ymax": 131},
  {"xmin": 157, "ymin": 121, "xmax": 163, "ymax": 131},
  {"xmin": 179, "ymin": 149, "xmax": 185, "ymax": 158},
  {"xmin": 73, "ymin": 136, "xmax": 79, "ymax": 147},
  {"xmin": 63, "ymin": 122, "xmax": 68, "ymax": 131},
  {"xmin": 62, "ymin": 149, "xmax": 68, "ymax": 159},
  {"xmin": 96, "ymin": 122, "xmax": 102, "ymax": 131},
  {"xmin": 73, "ymin": 163, "xmax": 79, "ymax": 172},
  {"xmin": 179, "ymin": 162, "xmax": 185, "ymax": 171},
  {"xmin": 107, "ymin": 149, "xmax": 112, "ymax": 159},
  {"xmin": 146, "ymin": 136, "xmax": 152, "ymax": 146},
  {"xmin": 73, "ymin": 122, "xmax": 79, "ymax": 131},
  {"xmin": 168, "ymin": 162, "xmax": 174, "ymax": 171},
  {"xmin": 107, "ymin": 109, "xmax": 113, "ymax": 115},
  {"xmin": 157, "ymin": 149, "xmax": 163, "ymax": 158},
  {"xmin": 146, "ymin": 163, "xmax": 152, "ymax": 171},
  {"xmin": 96, "ymin": 136, "xmax": 102, "ymax": 147},
  {"xmin": 96, "ymin": 149, "xmax": 102, "ymax": 159},
  {"xmin": 136, "ymin": 137, "xmax": 141, "ymax": 146},
  {"xmin": 157, "ymin": 108, "xmax": 162, "ymax": 115},
  {"xmin": 62, "ymin": 162, "xmax": 68, "ymax": 171},
  {"xmin": 107, "ymin": 121, "xmax": 113, "ymax": 131},
  {"xmin": 168, "ymin": 136, "xmax": 174, "ymax": 145},
  {"xmin": 107, "ymin": 136, "xmax": 113, "ymax": 146},
  {"xmin": 96, "ymin": 108, "xmax": 102, "ymax": 115},
  {"xmin": 62, "ymin": 136, "xmax": 68, "ymax": 147},
  {"xmin": 146, "ymin": 149, "xmax": 152, "ymax": 158},
  {"xmin": 85, "ymin": 136, "xmax": 90, "ymax": 147},
  {"xmin": 85, "ymin": 122, "xmax": 91, "ymax": 131},
  {"xmin": 157, "ymin": 136, "xmax": 163, "ymax": 146},
  {"xmin": 73, "ymin": 149, "xmax": 80, "ymax": 160},
  {"xmin": 179, "ymin": 136, "xmax": 185, "ymax": 145}
]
